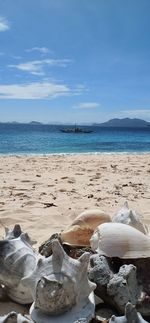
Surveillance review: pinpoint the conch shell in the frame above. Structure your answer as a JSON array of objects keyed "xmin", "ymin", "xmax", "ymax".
[
  {"xmin": 23, "ymin": 239, "xmax": 96, "ymax": 323},
  {"xmin": 60, "ymin": 209, "xmax": 111, "ymax": 246},
  {"xmin": 0, "ymin": 232, "xmax": 38, "ymax": 304},
  {"xmin": 112, "ymin": 201, "xmax": 148, "ymax": 235},
  {"xmin": 90, "ymin": 222, "xmax": 150, "ymax": 259},
  {"xmin": 0, "ymin": 312, "xmax": 32, "ymax": 322},
  {"xmin": 109, "ymin": 302, "xmax": 148, "ymax": 323}
]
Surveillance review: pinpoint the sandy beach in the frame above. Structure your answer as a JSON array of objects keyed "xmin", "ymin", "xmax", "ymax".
[{"xmin": 0, "ymin": 153, "xmax": 150, "ymax": 315}]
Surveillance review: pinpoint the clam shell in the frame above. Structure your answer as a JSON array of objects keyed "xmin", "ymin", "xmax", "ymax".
[
  {"xmin": 112, "ymin": 201, "xmax": 148, "ymax": 235},
  {"xmin": 60, "ymin": 209, "xmax": 111, "ymax": 246},
  {"xmin": 90, "ymin": 222, "xmax": 150, "ymax": 259}
]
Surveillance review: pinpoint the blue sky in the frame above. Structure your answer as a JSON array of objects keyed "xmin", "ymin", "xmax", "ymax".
[{"xmin": 0, "ymin": 0, "xmax": 150, "ymax": 123}]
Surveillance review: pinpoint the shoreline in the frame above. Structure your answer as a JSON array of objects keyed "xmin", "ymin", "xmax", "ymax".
[{"xmin": 0, "ymin": 151, "xmax": 150, "ymax": 157}]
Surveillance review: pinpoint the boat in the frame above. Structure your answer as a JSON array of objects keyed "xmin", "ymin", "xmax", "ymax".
[{"xmin": 60, "ymin": 126, "xmax": 93, "ymax": 134}]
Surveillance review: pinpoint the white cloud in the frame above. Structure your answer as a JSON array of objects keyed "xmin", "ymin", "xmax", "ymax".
[
  {"xmin": 0, "ymin": 17, "xmax": 9, "ymax": 32},
  {"xmin": 26, "ymin": 47, "xmax": 50, "ymax": 54},
  {"xmin": 73, "ymin": 102, "xmax": 100, "ymax": 109},
  {"xmin": 9, "ymin": 59, "xmax": 72, "ymax": 75},
  {"xmin": 0, "ymin": 81, "xmax": 83, "ymax": 99}
]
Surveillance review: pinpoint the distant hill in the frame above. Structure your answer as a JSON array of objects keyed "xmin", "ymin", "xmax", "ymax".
[
  {"xmin": 94, "ymin": 118, "xmax": 150, "ymax": 128},
  {"xmin": 29, "ymin": 121, "xmax": 43, "ymax": 125}
]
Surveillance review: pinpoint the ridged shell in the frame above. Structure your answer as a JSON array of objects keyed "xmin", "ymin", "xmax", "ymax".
[
  {"xmin": 90, "ymin": 222, "xmax": 150, "ymax": 259},
  {"xmin": 60, "ymin": 209, "xmax": 111, "ymax": 246},
  {"xmin": 0, "ymin": 312, "xmax": 32, "ymax": 323},
  {"xmin": 112, "ymin": 201, "xmax": 148, "ymax": 235},
  {"xmin": 23, "ymin": 239, "xmax": 96, "ymax": 322},
  {"xmin": 4, "ymin": 224, "xmax": 37, "ymax": 245},
  {"xmin": 0, "ymin": 233, "xmax": 38, "ymax": 304},
  {"xmin": 109, "ymin": 302, "xmax": 148, "ymax": 323}
]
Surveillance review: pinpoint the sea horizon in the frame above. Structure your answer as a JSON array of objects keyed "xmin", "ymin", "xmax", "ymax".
[{"xmin": 0, "ymin": 123, "xmax": 150, "ymax": 155}]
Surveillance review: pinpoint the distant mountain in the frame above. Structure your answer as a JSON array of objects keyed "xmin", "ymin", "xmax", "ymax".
[
  {"xmin": 29, "ymin": 121, "xmax": 43, "ymax": 125},
  {"xmin": 94, "ymin": 118, "xmax": 150, "ymax": 128}
]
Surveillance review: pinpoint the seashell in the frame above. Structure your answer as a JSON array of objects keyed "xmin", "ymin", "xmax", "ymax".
[
  {"xmin": 112, "ymin": 201, "xmax": 148, "ymax": 235},
  {"xmin": 23, "ymin": 239, "xmax": 96, "ymax": 323},
  {"xmin": 4, "ymin": 224, "xmax": 37, "ymax": 245},
  {"xmin": 0, "ymin": 312, "xmax": 32, "ymax": 323},
  {"xmin": 109, "ymin": 302, "xmax": 148, "ymax": 323},
  {"xmin": 90, "ymin": 222, "xmax": 150, "ymax": 259},
  {"xmin": 5, "ymin": 224, "xmax": 23, "ymax": 239},
  {"xmin": 0, "ymin": 233, "xmax": 38, "ymax": 304},
  {"xmin": 60, "ymin": 209, "xmax": 111, "ymax": 246}
]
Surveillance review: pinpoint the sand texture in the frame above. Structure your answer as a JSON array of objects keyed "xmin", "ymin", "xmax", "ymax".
[{"xmin": 0, "ymin": 154, "xmax": 150, "ymax": 314}]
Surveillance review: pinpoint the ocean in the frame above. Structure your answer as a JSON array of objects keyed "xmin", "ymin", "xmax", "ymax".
[{"xmin": 0, "ymin": 123, "xmax": 150, "ymax": 155}]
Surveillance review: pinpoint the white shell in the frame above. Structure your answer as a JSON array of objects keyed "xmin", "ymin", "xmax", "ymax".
[
  {"xmin": 23, "ymin": 239, "xmax": 96, "ymax": 322},
  {"xmin": 4, "ymin": 224, "xmax": 37, "ymax": 245},
  {"xmin": 30, "ymin": 292, "xmax": 95, "ymax": 323},
  {"xmin": 0, "ymin": 233, "xmax": 38, "ymax": 304},
  {"xmin": 90, "ymin": 222, "xmax": 150, "ymax": 259},
  {"xmin": 60, "ymin": 209, "xmax": 111, "ymax": 246},
  {"xmin": 0, "ymin": 312, "xmax": 32, "ymax": 323},
  {"xmin": 109, "ymin": 302, "xmax": 148, "ymax": 323},
  {"xmin": 112, "ymin": 201, "xmax": 148, "ymax": 235}
]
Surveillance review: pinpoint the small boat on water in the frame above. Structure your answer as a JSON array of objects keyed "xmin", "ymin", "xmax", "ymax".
[{"xmin": 60, "ymin": 126, "xmax": 93, "ymax": 134}]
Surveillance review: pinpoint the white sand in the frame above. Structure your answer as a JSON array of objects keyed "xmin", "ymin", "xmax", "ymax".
[{"xmin": 0, "ymin": 154, "xmax": 150, "ymax": 314}]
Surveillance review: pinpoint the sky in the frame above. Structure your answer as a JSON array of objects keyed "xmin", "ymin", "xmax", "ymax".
[{"xmin": 0, "ymin": 0, "xmax": 150, "ymax": 123}]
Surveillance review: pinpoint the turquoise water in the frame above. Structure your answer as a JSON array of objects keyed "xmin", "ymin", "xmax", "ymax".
[{"xmin": 0, "ymin": 123, "xmax": 150, "ymax": 154}]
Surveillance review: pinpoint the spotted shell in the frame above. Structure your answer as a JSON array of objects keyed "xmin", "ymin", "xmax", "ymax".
[
  {"xmin": 90, "ymin": 222, "xmax": 150, "ymax": 259},
  {"xmin": 60, "ymin": 209, "xmax": 111, "ymax": 246},
  {"xmin": 112, "ymin": 201, "xmax": 148, "ymax": 235}
]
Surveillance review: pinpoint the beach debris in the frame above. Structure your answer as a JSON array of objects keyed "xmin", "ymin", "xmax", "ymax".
[
  {"xmin": 60, "ymin": 209, "xmax": 111, "ymax": 247},
  {"xmin": 0, "ymin": 232, "xmax": 38, "ymax": 304},
  {"xmin": 112, "ymin": 201, "xmax": 148, "ymax": 235},
  {"xmin": 109, "ymin": 302, "xmax": 148, "ymax": 323},
  {"xmin": 0, "ymin": 312, "xmax": 32, "ymax": 322},
  {"xmin": 43, "ymin": 202, "xmax": 57, "ymax": 208},
  {"xmin": 23, "ymin": 239, "xmax": 96, "ymax": 323}
]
